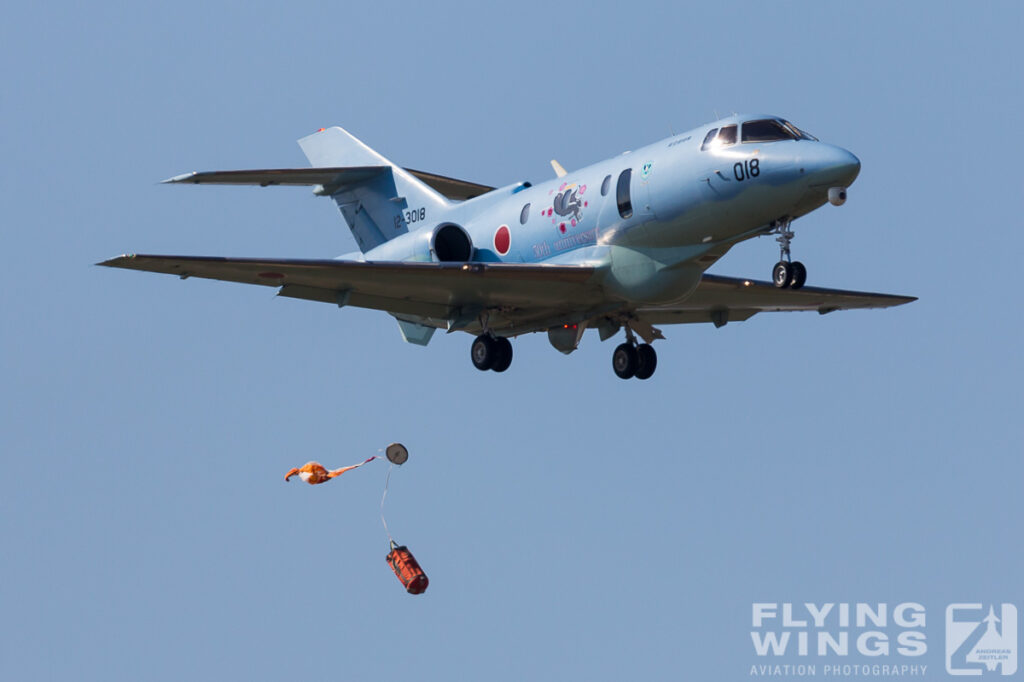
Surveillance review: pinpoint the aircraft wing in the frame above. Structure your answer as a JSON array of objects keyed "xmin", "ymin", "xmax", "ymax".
[
  {"xmin": 635, "ymin": 274, "xmax": 916, "ymax": 326},
  {"xmin": 163, "ymin": 167, "xmax": 494, "ymax": 200},
  {"xmin": 97, "ymin": 254, "xmax": 597, "ymax": 325},
  {"xmin": 99, "ymin": 255, "xmax": 913, "ymax": 334}
]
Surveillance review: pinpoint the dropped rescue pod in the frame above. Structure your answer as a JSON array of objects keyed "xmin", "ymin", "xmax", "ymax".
[
  {"xmin": 379, "ymin": 443, "xmax": 429, "ymax": 595},
  {"xmin": 386, "ymin": 542, "xmax": 429, "ymax": 595},
  {"xmin": 284, "ymin": 442, "xmax": 429, "ymax": 595}
]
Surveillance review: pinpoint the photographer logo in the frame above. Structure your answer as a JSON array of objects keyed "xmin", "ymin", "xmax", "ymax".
[{"xmin": 946, "ymin": 604, "xmax": 1017, "ymax": 676}]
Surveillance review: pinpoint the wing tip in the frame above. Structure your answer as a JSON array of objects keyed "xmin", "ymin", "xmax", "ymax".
[
  {"xmin": 96, "ymin": 254, "xmax": 135, "ymax": 267},
  {"xmin": 880, "ymin": 294, "xmax": 918, "ymax": 306},
  {"xmin": 162, "ymin": 172, "xmax": 197, "ymax": 184}
]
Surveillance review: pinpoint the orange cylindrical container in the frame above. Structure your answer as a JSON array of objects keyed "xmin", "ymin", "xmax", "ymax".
[{"xmin": 386, "ymin": 544, "xmax": 429, "ymax": 595}]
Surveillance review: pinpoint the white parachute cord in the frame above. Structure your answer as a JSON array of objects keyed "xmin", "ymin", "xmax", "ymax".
[{"xmin": 380, "ymin": 462, "xmax": 395, "ymax": 547}]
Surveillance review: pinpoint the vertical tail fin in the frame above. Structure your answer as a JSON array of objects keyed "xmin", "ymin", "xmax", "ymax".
[{"xmin": 298, "ymin": 127, "xmax": 449, "ymax": 253}]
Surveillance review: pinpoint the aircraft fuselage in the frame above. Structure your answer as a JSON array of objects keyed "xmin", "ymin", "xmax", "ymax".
[{"xmin": 363, "ymin": 114, "xmax": 860, "ymax": 306}]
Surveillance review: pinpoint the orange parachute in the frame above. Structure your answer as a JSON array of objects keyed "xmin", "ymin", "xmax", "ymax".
[{"xmin": 284, "ymin": 456, "xmax": 378, "ymax": 485}]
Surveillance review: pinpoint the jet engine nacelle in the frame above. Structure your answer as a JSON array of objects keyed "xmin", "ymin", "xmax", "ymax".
[
  {"xmin": 430, "ymin": 223, "xmax": 474, "ymax": 262},
  {"xmin": 358, "ymin": 221, "xmax": 473, "ymax": 262}
]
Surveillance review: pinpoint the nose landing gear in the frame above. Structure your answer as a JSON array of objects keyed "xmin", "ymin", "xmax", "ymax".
[
  {"xmin": 770, "ymin": 220, "xmax": 807, "ymax": 290},
  {"xmin": 772, "ymin": 260, "xmax": 807, "ymax": 289}
]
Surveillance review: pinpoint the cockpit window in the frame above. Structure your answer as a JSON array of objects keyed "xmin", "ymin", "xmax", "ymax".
[
  {"xmin": 702, "ymin": 125, "xmax": 737, "ymax": 151},
  {"xmin": 741, "ymin": 119, "xmax": 798, "ymax": 143},
  {"xmin": 782, "ymin": 120, "xmax": 818, "ymax": 141},
  {"xmin": 700, "ymin": 128, "xmax": 719, "ymax": 150},
  {"xmin": 718, "ymin": 125, "xmax": 737, "ymax": 145}
]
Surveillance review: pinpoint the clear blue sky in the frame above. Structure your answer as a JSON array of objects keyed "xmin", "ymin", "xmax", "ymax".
[{"xmin": 2, "ymin": 2, "xmax": 1021, "ymax": 680}]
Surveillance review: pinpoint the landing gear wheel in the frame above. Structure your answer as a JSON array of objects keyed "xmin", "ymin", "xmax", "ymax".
[
  {"xmin": 773, "ymin": 261, "xmax": 793, "ymax": 289},
  {"xmin": 612, "ymin": 343, "xmax": 638, "ymax": 379},
  {"xmin": 471, "ymin": 335, "xmax": 496, "ymax": 371},
  {"xmin": 789, "ymin": 261, "xmax": 807, "ymax": 290},
  {"xmin": 634, "ymin": 344, "xmax": 657, "ymax": 380},
  {"xmin": 491, "ymin": 337, "xmax": 513, "ymax": 372}
]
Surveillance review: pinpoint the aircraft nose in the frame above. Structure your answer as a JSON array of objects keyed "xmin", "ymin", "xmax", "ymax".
[
  {"xmin": 809, "ymin": 144, "xmax": 860, "ymax": 188},
  {"xmin": 834, "ymin": 147, "xmax": 860, "ymax": 187}
]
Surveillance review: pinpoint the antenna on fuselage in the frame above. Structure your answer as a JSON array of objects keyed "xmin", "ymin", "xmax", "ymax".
[{"xmin": 714, "ymin": 109, "xmax": 720, "ymax": 121}]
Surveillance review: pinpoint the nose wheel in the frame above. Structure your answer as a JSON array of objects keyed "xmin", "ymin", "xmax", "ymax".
[
  {"xmin": 770, "ymin": 220, "xmax": 807, "ymax": 290},
  {"xmin": 612, "ymin": 328, "xmax": 657, "ymax": 380},
  {"xmin": 772, "ymin": 260, "xmax": 807, "ymax": 289}
]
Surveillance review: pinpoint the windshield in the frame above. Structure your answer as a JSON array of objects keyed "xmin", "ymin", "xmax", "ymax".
[
  {"xmin": 741, "ymin": 119, "xmax": 798, "ymax": 143},
  {"xmin": 739, "ymin": 118, "xmax": 819, "ymax": 143},
  {"xmin": 782, "ymin": 120, "xmax": 818, "ymax": 141}
]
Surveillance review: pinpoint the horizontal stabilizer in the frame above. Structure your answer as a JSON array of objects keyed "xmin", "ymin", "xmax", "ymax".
[
  {"xmin": 403, "ymin": 168, "xmax": 494, "ymax": 200},
  {"xmin": 163, "ymin": 166, "xmax": 493, "ymax": 200},
  {"xmin": 163, "ymin": 166, "xmax": 385, "ymax": 190}
]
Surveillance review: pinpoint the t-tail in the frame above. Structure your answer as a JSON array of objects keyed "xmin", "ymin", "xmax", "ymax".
[{"xmin": 298, "ymin": 127, "xmax": 451, "ymax": 252}]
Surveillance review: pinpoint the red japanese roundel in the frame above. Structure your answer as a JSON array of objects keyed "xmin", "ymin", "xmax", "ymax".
[{"xmin": 494, "ymin": 225, "xmax": 511, "ymax": 255}]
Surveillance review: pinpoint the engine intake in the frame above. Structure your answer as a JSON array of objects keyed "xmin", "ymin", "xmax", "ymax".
[{"xmin": 431, "ymin": 223, "xmax": 473, "ymax": 262}]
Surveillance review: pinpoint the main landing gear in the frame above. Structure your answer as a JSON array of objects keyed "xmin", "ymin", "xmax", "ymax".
[
  {"xmin": 471, "ymin": 334, "xmax": 513, "ymax": 373},
  {"xmin": 612, "ymin": 328, "xmax": 657, "ymax": 380},
  {"xmin": 770, "ymin": 220, "xmax": 807, "ymax": 290}
]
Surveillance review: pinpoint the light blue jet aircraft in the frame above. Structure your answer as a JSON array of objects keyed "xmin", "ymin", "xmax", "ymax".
[{"xmin": 101, "ymin": 115, "xmax": 914, "ymax": 379}]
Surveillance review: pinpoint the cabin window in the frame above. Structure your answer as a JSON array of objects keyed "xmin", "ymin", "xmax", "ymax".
[
  {"xmin": 601, "ymin": 174, "xmax": 612, "ymax": 196},
  {"xmin": 741, "ymin": 119, "xmax": 797, "ymax": 143},
  {"xmin": 520, "ymin": 203, "xmax": 530, "ymax": 224},
  {"xmin": 616, "ymin": 168, "xmax": 633, "ymax": 219},
  {"xmin": 700, "ymin": 128, "xmax": 719, "ymax": 150}
]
